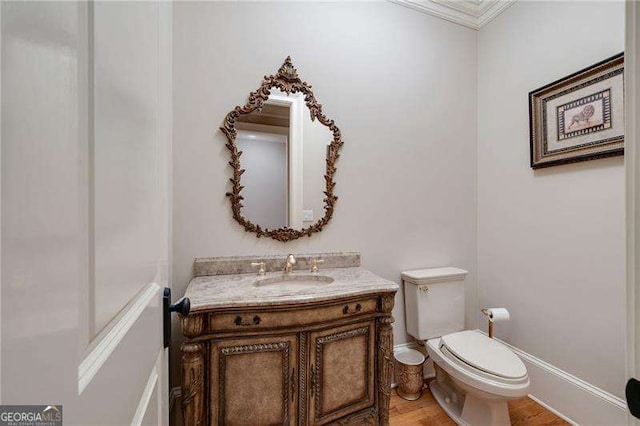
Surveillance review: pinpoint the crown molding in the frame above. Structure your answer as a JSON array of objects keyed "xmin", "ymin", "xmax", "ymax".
[{"xmin": 387, "ymin": 0, "xmax": 517, "ymax": 30}]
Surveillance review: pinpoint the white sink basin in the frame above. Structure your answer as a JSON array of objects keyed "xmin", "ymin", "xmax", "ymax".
[{"xmin": 253, "ymin": 274, "xmax": 334, "ymax": 290}]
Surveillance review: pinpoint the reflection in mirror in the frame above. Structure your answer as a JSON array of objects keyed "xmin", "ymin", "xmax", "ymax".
[
  {"xmin": 235, "ymin": 89, "xmax": 332, "ymax": 230},
  {"xmin": 221, "ymin": 57, "xmax": 343, "ymax": 242}
]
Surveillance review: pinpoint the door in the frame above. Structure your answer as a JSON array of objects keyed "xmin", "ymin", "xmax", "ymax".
[
  {"xmin": 210, "ymin": 335, "xmax": 299, "ymax": 426},
  {"xmin": 628, "ymin": 1, "xmax": 640, "ymax": 423},
  {"xmin": 307, "ymin": 321, "xmax": 376, "ymax": 425},
  {"xmin": 1, "ymin": 1, "xmax": 172, "ymax": 424}
]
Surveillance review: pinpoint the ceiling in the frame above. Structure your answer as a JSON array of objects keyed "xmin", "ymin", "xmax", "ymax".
[{"xmin": 387, "ymin": 0, "xmax": 517, "ymax": 30}]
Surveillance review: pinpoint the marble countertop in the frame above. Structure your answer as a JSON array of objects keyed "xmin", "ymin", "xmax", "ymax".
[{"xmin": 184, "ymin": 267, "xmax": 399, "ymax": 312}]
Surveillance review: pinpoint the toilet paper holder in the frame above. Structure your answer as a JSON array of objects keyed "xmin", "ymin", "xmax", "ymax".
[
  {"xmin": 480, "ymin": 307, "xmax": 511, "ymax": 339},
  {"xmin": 481, "ymin": 308, "xmax": 494, "ymax": 338}
]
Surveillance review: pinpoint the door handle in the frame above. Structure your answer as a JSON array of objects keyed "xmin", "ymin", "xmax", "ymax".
[
  {"xmin": 163, "ymin": 287, "xmax": 191, "ymax": 348},
  {"xmin": 627, "ymin": 378, "xmax": 640, "ymax": 418}
]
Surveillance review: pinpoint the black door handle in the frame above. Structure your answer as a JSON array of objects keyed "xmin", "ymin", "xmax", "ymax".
[
  {"xmin": 627, "ymin": 378, "xmax": 640, "ymax": 418},
  {"xmin": 163, "ymin": 287, "xmax": 191, "ymax": 348},
  {"xmin": 170, "ymin": 296, "xmax": 190, "ymax": 316}
]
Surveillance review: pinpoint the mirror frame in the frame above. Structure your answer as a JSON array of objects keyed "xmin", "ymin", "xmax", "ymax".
[{"xmin": 220, "ymin": 57, "xmax": 344, "ymax": 242}]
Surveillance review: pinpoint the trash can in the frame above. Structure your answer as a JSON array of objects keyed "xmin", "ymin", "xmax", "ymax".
[{"xmin": 394, "ymin": 349, "xmax": 426, "ymax": 401}]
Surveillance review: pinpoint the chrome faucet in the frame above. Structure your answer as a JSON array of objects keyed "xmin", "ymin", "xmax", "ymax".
[{"xmin": 284, "ymin": 254, "xmax": 296, "ymax": 274}]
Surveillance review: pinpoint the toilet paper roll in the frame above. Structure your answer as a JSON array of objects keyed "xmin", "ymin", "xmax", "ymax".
[{"xmin": 487, "ymin": 307, "xmax": 510, "ymax": 323}]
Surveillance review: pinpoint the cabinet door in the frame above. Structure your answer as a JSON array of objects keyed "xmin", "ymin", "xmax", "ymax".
[
  {"xmin": 307, "ymin": 321, "xmax": 376, "ymax": 424},
  {"xmin": 210, "ymin": 334, "xmax": 298, "ymax": 426}
]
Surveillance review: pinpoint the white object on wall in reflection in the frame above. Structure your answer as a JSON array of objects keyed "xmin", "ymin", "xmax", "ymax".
[{"xmin": 303, "ymin": 209, "xmax": 314, "ymax": 222}]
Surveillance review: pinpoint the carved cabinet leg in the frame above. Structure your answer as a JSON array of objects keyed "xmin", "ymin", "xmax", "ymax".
[
  {"xmin": 181, "ymin": 342, "xmax": 205, "ymax": 426},
  {"xmin": 377, "ymin": 294, "xmax": 395, "ymax": 426}
]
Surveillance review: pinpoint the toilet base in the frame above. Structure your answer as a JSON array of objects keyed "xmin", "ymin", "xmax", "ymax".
[
  {"xmin": 430, "ymin": 364, "xmax": 512, "ymax": 426},
  {"xmin": 429, "ymin": 380, "xmax": 468, "ymax": 426}
]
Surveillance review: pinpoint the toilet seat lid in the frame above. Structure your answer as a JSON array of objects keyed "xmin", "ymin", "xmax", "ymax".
[{"xmin": 441, "ymin": 330, "xmax": 527, "ymax": 379}]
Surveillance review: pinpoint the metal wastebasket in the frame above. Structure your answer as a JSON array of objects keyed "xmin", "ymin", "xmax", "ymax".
[{"xmin": 394, "ymin": 348, "xmax": 426, "ymax": 400}]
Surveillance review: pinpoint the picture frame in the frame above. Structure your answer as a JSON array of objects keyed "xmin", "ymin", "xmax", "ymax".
[{"xmin": 529, "ymin": 53, "xmax": 624, "ymax": 169}]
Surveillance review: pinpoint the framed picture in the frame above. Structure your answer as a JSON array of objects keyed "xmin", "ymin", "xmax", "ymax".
[{"xmin": 529, "ymin": 53, "xmax": 624, "ymax": 169}]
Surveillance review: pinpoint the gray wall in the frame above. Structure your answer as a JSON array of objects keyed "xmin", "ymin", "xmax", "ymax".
[
  {"xmin": 236, "ymin": 134, "xmax": 287, "ymax": 229},
  {"xmin": 172, "ymin": 1, "xmax": 478, "ymax": 386},
  {"xmin": 477, "ymin": 1, "xmax": 625, "ymax": 398}
]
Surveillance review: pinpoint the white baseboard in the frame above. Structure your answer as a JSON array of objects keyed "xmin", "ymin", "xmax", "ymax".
[
  {"xmin": 528, "ymin": 394, "xmax": 577, "ymax": 426},
  {"xmin": 474, "ymin": 330, "xmax": 628, "ymax": 425},
  {"xmin": 169, "ymin": 386, "xmax": 181, "ymax": 414}
]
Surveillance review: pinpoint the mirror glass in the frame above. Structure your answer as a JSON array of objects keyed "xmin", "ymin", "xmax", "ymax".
[{"xmin": 234, "ymin": 88, "xmax": 332, "ymax": 230}]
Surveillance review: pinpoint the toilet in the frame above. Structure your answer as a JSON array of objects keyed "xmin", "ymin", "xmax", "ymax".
[{"xmin": 401, "ymin": 267, "xmax": 529, "ymax": 426}]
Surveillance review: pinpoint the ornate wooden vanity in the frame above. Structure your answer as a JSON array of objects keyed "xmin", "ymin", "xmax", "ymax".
[{"xmin": 180, "ymin": 253, "xmax": 398, "ymax": 426}]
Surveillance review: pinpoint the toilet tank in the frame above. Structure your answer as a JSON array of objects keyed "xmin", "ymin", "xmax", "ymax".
[{"xmin": 401, "ymin": 267, "xmax": 468, "ymax": 341}]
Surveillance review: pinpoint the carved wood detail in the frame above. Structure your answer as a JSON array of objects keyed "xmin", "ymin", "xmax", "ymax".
[
  {"xmin": 380, "ymin": 293, "xmax": 395, "ymax": 314},
  {"xmin": 377, "ymin": 310, "xmax": 395, "ymax": 426},
  {"xmin": 182, "ymin": 314, "xmax": 205, "ymax": 338},
  {"xmin": 181, "ymin": 342, "xmax": 206, "ymax": 426},
  {"xmin": 220, "ymin": 56, "xmax": 344, "ymax": 242},
  {"xmin": 299, "ymin": 332, "xmax": 308, "ymax": 425}
]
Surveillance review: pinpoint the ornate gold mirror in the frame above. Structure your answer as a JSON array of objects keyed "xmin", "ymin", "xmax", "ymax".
[{"xmin": 221, "ymin": 57, "xmax": 343, "ymax": 242}]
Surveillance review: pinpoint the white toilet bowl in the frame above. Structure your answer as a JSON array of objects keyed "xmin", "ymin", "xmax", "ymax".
[
  {"xmin": 401, "ymin": 267, "xmax": 529, "ymax": 425},
  {"xmin": 426, "ymin": 330, "xmax": 530, "ymax": 426}
]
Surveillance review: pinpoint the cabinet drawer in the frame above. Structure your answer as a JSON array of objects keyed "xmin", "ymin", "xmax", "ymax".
[{"xmin": 208, "ymin": 298, "xmax": 378, "ymax": 333}]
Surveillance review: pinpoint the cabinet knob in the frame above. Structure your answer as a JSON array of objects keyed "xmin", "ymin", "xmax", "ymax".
[
  {"xmin": 343, "ymin": 303, "xmax": 362, "ymax": 315},
  {"xmin": 234, "ymin": 315, "xmax": 261, "ymax": 326}
]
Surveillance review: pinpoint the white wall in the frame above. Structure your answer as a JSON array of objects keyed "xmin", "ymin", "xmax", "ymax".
[
  {"xmin": 302, "ymin": 111, "xmax": 330, "ymax": 225},
  {"xmin": 172, "ymin": 1, "xmax": 477, "ymax": 385},
  {"xmin": 477, "ymin": 0, "xmax": 626, "ymax": 412}
]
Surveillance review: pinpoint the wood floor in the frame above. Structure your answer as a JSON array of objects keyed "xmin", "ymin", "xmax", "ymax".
[{"xmin": 389, "ymin": 384, "xmax": 569, "ymax": 426}]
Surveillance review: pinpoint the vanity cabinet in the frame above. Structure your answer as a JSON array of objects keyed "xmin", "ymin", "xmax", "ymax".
[
  {"xmin": 209, "ymin": 334, "xmax": 299, "ymax": 425},
  {"xmin": 307, "ymin": 321, "xmax": 376, "ymax": 424},
  {"xmin": 180, "ymin": 294, "xmax": 396, "ymax": 426}
]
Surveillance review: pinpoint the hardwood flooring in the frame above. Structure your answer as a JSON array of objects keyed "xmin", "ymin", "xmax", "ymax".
[{"xmin": 389, "ymin": 383, "xmax": 569, "ymax": 426}]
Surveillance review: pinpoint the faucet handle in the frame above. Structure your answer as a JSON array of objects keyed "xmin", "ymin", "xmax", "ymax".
[
  {"xmin": 251, "ymin": 262, "xmax": 266, "ymax": 276},
  {"xmin": 310, "ymin": 259, "xmax": 325, "ymax": 273}
]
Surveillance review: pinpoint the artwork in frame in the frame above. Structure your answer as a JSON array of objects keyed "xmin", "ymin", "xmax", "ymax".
[{"xmin": 529, "ymin": 53, "xmax": 624, "ymax": 169}]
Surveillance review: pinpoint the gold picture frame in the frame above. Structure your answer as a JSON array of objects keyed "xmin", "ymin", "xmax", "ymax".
[{"xmin": 529, "ymin": 53, "xmax": 624, "ymax": 169}]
